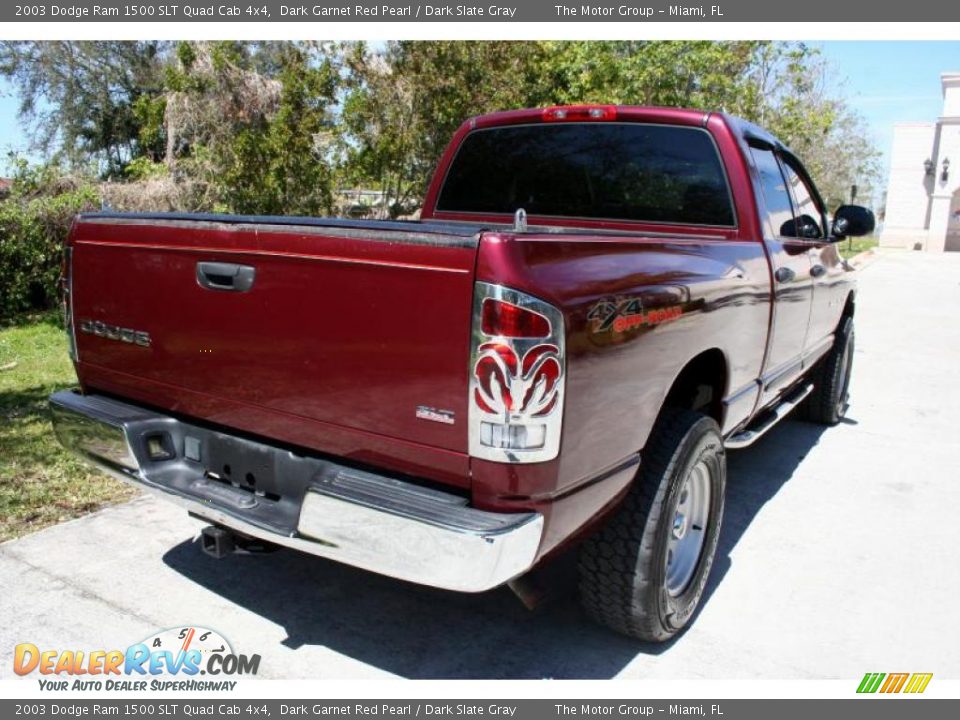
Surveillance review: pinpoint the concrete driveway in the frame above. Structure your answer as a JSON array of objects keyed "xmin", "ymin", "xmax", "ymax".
[{"xmin": 2, "ymin": 248, "xmax": 959, "ymax": 680}]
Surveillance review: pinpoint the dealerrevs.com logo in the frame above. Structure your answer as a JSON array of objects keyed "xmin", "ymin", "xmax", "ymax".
[{"xmin": 14, "ymin": 626, "xmax": 260, "ymax": 692}]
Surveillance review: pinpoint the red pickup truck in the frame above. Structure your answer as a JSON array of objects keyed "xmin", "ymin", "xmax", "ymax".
[{"xmin": 50, "ymin": 105, "xmax": 874, "ymax": 641}]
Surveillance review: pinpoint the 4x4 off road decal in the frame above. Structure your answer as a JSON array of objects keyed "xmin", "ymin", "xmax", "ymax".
[{"xmin": 587, "ymin": 297, "xmax": 683, "ymax": 335}]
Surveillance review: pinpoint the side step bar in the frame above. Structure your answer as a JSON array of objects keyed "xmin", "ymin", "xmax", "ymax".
[{"xmin": 725, "ymin": 383, "xmax": 814, "ymax": 450}]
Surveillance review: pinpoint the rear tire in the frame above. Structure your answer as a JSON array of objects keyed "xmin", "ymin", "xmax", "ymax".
[
  {"xmin": 578, "ymin": 408, "xmax": 725, "ymax": 642},
  {"xmin": 804, "ymin": 315, "xmax": 854, "ymax": 425}
]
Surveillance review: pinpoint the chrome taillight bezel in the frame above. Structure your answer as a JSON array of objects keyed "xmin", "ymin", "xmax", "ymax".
[
  {"xmin": 62, "ymin": 246, "xmax": 78, "ymax": 362},
  {"xmin": 468, "ymin": 282, "xmax": 566, "ymax": 464}
]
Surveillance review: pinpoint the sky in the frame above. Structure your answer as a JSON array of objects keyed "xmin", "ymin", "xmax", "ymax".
[
  {"xmin": 1, "ymin": 40, "xmax": 958, "ymax": 200},
  {"xmin": 815, "ymin": 41, "xmax": 959, "ymax": 188}
]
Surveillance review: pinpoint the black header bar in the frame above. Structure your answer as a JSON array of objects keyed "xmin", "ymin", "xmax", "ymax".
[{"xmin": 4, "ymin": 0, "xmax": 960, "ymax": 23}]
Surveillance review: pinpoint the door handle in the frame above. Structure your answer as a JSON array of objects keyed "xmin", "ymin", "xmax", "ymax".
[
  {"xmin": 196, "ymin": 262, "xmax": 256, "ymax": 292},
  {"xmin": 774, "ymin": 267, "xmax": 795, "ymax": 283},
  {"xmin": 810, "ymin": 264, "xmax": 827, "ymax": 278}
]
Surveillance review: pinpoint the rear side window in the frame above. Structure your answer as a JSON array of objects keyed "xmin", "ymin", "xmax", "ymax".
[
  {"xmin": 782, "ymin": 162, "xmax": 825, "ymax": 239},
  {"xmin": 435, "ymin": 123, "xmax": 735, "ymax": 226},
  {"xmin": 749, "ymin": 146, "xmax": 795, "ymax": 238}
]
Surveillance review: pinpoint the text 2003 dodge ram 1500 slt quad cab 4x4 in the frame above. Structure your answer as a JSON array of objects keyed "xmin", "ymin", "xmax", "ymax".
[{"xmin": 50, "ymin": 105, "xmax": 874, "ymax": 641}]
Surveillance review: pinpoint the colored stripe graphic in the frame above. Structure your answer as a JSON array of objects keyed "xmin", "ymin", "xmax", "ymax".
[
  {"xmin": 880, "ymin": 673, "xmax": 909, "ymax": 693},
  {"xmin": 904, "ymin": 673, "xmax": 933, "ymax": 694},
  {"xmin": 857, "ymin": 673, "xmax": 885, "ymax": 693},
  {"xmin": 857, "ymin": 672, "xmax": 932, "ymax": 694}
]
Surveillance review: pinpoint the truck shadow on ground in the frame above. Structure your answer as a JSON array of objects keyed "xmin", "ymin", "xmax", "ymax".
[{"xmin": 162, "ymin": 418, "xmax": 831, "ymax": 679}]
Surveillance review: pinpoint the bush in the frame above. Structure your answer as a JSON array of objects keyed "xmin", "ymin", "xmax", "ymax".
[
  {"xmin": 101, "ymin": 174, "xmax": 203, "ymax": 212},
  {"xmin": 0, "ymin": 164, "xmax": 99, "ymax": 321}
]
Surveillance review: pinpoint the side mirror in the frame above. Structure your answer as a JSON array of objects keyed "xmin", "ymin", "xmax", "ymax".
[
  {"xmin": 779, "ymin": 214, "xmax": 823, "ymax": 239},
  {"xmin": 832, "ymin": 205, "xmax": 875, "ymax": 239}
]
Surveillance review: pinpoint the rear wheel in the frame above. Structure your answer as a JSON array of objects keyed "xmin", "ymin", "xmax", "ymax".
[
  {"xmin": 804, "ymin": 315, "xmax": 854, "ymax": 425},
  {"xmin": 578, "ymin": 408, "xmax": 726, "ymax": 641}
]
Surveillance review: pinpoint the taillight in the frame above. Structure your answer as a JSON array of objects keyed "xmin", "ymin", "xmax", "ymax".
[
  {"xmin": 481, "ymin": 298, "xmax": 550, "ymax": 338},
  {"xmin": 542, "ymin": 105, "xmax": 617, "ymax": 122},
  {"xmin": 469, "ymin": 282, "xmax": 566, "ymax": 463},
  {"xmin": 61, "ymin": 246, "xmax": 78, "ymax": 362}
]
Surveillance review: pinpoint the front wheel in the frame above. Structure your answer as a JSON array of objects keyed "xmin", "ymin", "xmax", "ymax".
[
  {"xmin": 578, "ymin": 409, "xmax": 726, "ymax": 642},
  {"xmin": 804, "ymin": 315, "xmax": 854, "ymax": 425}
]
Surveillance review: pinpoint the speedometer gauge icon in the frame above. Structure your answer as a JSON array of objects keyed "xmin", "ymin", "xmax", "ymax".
[{"xmin": 140, "ymin": 626, "xmax": 233, "ymax": 666}]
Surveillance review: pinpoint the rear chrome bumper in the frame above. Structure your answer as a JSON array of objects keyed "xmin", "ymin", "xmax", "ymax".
[{"xmin": 49, "ymin": 389, "xmax": 543, "ymax": 592}]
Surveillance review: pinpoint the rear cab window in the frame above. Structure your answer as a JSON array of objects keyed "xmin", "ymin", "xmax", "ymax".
[{"xmin": 435, "ymin": 123, "xmax": 736, "ymax": 227}]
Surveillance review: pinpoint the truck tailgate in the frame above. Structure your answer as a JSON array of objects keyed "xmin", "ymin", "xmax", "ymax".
[{"xmin": 68, "ymin": 213, "xmax": 481, "ymax": 487}]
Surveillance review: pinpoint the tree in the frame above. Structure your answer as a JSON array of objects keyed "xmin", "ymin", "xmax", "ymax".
[
  {"xmin": 216, "ymin": 43, "xmax": 339, "ymax": 215},
  {"xmin": 547, "ymin": 40, "xmax": 764, "ymax": 110},
  {"xmin": 341, "ymin": 41, "xmax": 881, "ymax": 215},
  {"xmin": 0, "ymin": 41, "xmax": 169, "ymax": 177},
  {"xmin": 162, "ymin": 41, "xmax": 339, "ymax": 215},
  {"xmin": 340, "ymin": 41, "xmax": 554, "ymax": 216},
  {"xmin": 746, "ymin": 45, "xmax": 880, "ymax": 208},
  {"xmin": 0, "ymin": 41, "xmax": 880, "ymax": 218}
]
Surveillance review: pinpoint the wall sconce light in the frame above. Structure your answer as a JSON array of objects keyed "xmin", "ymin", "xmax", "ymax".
[
  {"xmin": 924, "ymin": 158, "xmax": 935, "ymax": 176},
  {"xmin": 942, "ymin": 158, "xmax": 951, "ymax": 183}
]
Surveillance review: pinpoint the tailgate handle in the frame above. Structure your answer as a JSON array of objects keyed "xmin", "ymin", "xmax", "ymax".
[{"xmin": 196, "ymin": 262, "xmax": 256, "ymax": 292}]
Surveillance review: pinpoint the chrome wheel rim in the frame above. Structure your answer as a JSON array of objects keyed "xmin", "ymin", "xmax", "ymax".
[{"xmin": 665, "ymin": 460, "xmax": 712, "ymax": 597}]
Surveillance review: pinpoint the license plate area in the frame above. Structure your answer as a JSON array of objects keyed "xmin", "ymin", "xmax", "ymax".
[{"xmin": 204, "ymin": 435, "xmax": 281, "ymax": 501}]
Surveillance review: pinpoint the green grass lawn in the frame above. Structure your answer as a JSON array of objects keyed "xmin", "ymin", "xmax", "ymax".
[
  {"xmin": 0, "ymin": 313, "xmax": 136, "ymax": 542},
  {"xmin": 837, "ymin": 235, "xmax": 879, "ymax": 261}
]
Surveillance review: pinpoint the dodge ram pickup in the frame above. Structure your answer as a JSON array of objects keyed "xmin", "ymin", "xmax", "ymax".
[{"xmin": 50, "ymin": 105, "xmax": 875, "ymax": 641}]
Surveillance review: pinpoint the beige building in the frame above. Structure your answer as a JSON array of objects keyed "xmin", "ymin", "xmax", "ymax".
[{"xmin": 880, "ymin": 72, "xmax": 960, "ymax": 252}]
